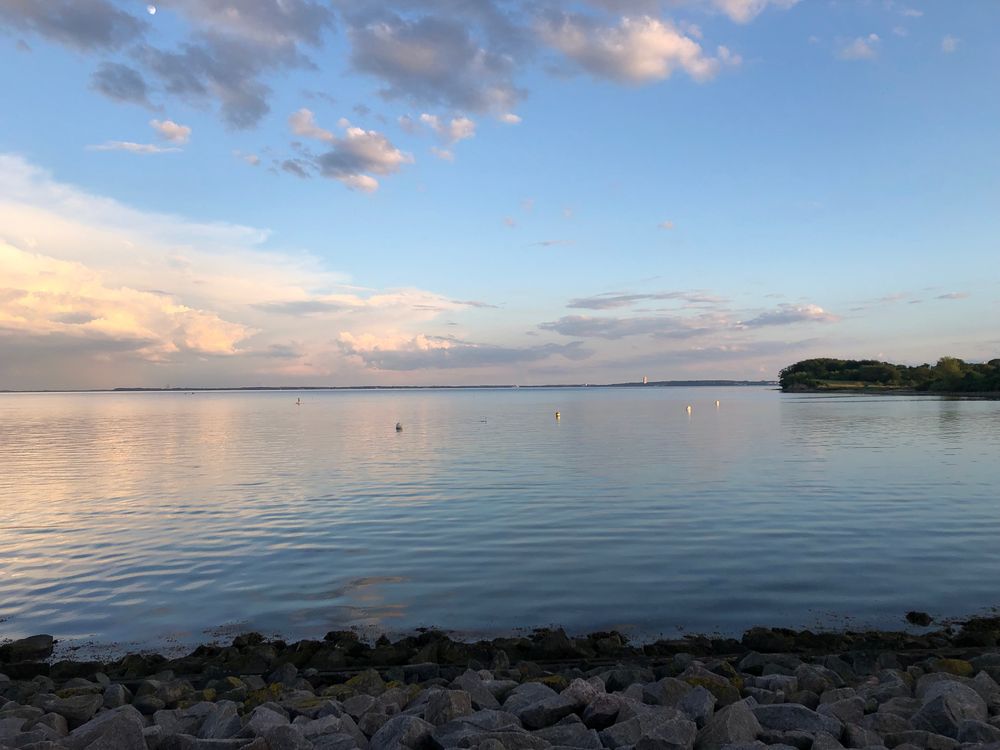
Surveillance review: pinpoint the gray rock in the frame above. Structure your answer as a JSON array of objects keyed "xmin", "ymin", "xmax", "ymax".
[
  {"xmin": 264, "ymin": 724, "xmax": 315, "ymax": 749},
  {"xmin": 357, "ymin": 709, "xmax": 391, "ymax": 737},
  {"xmin": 601, "ymin": 668, "xmax": 655, "ymax": 693},
  {"xmin": 102, "ymin": 684, "xmax": 131, "ymax": 709},
  {"xmin": 370, "ymin": 715, "xmax": 435, "ymax": 750},
  {"xmin": 133, "ymin": 694, "xmax": 167, "ymax": 715},
  {"xmin": 199, "ymin": 702, "xmax": 242, "ymax": 740},
  {"xmin": 883, "ymin": 730, "xmax": 958, "ymax": 750},
  {"xmin": 844, "ymin": 723, "xmax": 883, "ymax": 748},
  {"xmin": 811, "ymin": 731, "xmax": 845, "ymax": 750},
  {"xmin": 0, "ymin": 718, "xmax": 27, "ymax": 742},
  {"xmin": 955, "ymin": 719, "xmax": 1000, "ymax": 744},
  {"xmin": 749, "ymin": 676, "xmax": 798, "ymax": 694},
  {"xmin": 533, "ymin": 720, "xmax": 601, "ymax": 749},
  {"xmin": 454, "ymin": 672, "xmax": 502, "ymax": 711},
  {"xmin": 9, "ymin": 637, "xmax": 54, "ymax": 662},
  {"xmin": 742, "ymin": 689, "xmax": 782, "ymax": 706},
  {"xmin": 752, "ymin": 704, "xmax": 842, "ymax": 736},
  {"xmin": 64, "ymin": 706, "xmax": 146, "ymax": 750},
  {"xmin": 518, "ymin": 694, "xmax": 579, "ymax": 730},
  {"xmin": 878, "ymin": 698, "xmax": 920, "ymax": 719},
  {"xmin": 818, "ymin": 697, "xmax": 865, "ymax": 726},
  {"xmin": 33, "ymin": 693, "xmax": 102, "ymax": 728},
  {"xmin": 561, "ymin": 679, "xmax": 602, "ymax": 709},
  {"xmin": 861, "ymin": 712, "xmax": 912, "ymax": 735},
  {"xmin": 911, "ymin": 683, "xmax": 987, "ymax": 738},
  {"xmin": 29, "ymin": 713, "xmax": 67, "ymax": 738},
  {"xmin": 160, "ymin": 736, "xmax": 269, "ymax": 749},
  {"xmin": 821, "ymin": 690, "xmax": 857, "ymax": 705},
  {"xmin": 634, "ymin": 718, "xmax": 698, "ymax": 750},
  {"xmin": 313, "ymin": 733, "xmax": 363, "ymax": 750},
  {"xmin": 738, "ymin": 654, "xmax": 802, "ymax": 676},
  {"xmin": 643, "ymin": 680, "xmax": 693, "ymax": 708},
  {"xmin": 795, "ymin": 666, "xmax": 842, "ymax": 696},
  {"xmin": 970, "ymin": 671, "xmax": 1000, "ymax": 709},
  {"xmin": 425, "ymin": 691, "xmax": 473, "ymax": 726},
  {"xmin": 678, "ymin": 688, "xmax": 716, "ymax": 729},
  {"xmin": 600, "ymin": 712, "xmax": 686, "ymax": 750},
  {"xmin": 430, "ymin": 710, "xmax": 524, "ymax": 749},
  {"xmin": 758, "ymin": 729, "xmax": 813, "ymax": 750},
  {"xmin": 269, "ymin": 663, "xmax": 300, "ymax": 686},
  {"xmin": 345, "ymin": 696, "xmax": 380, "ymax": 721},
  {"xmin": 695, "ymin": 702, "xmax": 762, "ymax": 750},
  {"xmin": 581, "ymin": 694, "xmax": 620, "ymax": 730},
  {"xmin": 504, "ymin": 685, "xmax": 558, "ymax": 716}
]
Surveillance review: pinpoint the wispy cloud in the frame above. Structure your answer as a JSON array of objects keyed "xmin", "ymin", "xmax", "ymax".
[
  {"xmin": 941, "ymin": 35, "xmax": 960, "ymax": 54},
  {"xmin": 838, "ymin": 34, "xmax": 880, "ymax": 61},
  {"xmin": 739, "ymin": 303, "xmax": 839, "ymax": 327},
  {"xmin": 86, "ymin": 141, "xmax": 180, "ymax": 154}
]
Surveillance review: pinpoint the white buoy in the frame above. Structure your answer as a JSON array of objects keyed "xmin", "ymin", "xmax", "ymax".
[
  {"xmin": 395, "ymin": 422, "xmax": 403, "ymax": 431},
  {"xmin": 715, "ymin": 399, "xmax": 720, "ymax": 408},
  {"xmin": 296, "ymin": 397, "xmax": 301, "ymax": 406},
  {"xmin": 554, "ymin": 411, "xmax": 561, "ymax": 419},
  {"xmin": 686, "ymin": 405, "xmax": 692, "ymax": 414}
]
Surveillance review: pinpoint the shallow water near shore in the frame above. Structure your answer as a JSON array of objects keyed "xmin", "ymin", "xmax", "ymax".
[{"xmin": 1, "ymin": 386, "xmax": 999, "ymax": 655}]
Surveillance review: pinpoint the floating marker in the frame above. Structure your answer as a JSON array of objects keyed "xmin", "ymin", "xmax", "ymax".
[
  {"xmin": 715, "ymin": 400, "xmax": 720, "ymax": 408},
  {"xmin": 686, "ymin": 405, "xmax": 692, "ymax": 414},
  {"xmin": 554, "ymin": 411, "xmax": 561, "ymax": 419},
  {"xmin": 395, "ymin": 422, "xmax": 403, "ymax": 432}
]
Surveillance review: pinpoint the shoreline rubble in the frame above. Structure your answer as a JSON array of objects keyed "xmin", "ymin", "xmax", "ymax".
[{"xmin": 3, "ymin": 617, "xmax": 1000, "ymax": 749}]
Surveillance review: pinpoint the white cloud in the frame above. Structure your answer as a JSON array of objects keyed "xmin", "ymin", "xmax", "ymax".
[
  {"xmin": 500, "ymin": 113, "xmax": 522, "ymax": 124},
  {"xmin": 86, "ymin": 141, "xmax": 181, "ymax": 154},
  {"xmin": 430, "ymin": 146, "xmax": 454, "ymax": 161},
  {"xmin": 539, "ymin": 15, "xmax": 723, "ymax": 84},
  {"xmin": 419, "ymin": 113, "xmax": 476, "ymax": 144},
  {"xmin": 709, "ymin": 0, "xmax": 800, "ymax": 24},
  {"xmin": 739, "ymin": 303, "xmax": 840, "ymax": 327},
  {"xmin": 941, "ymin": 35, "xmax": 959, "ymax": 54},
  {"xmin": 288, "ymin": 109, "xmax": 413, "ymax": 191},
  {"xmin": 658, "ymin": 220, "xmax": 675, "ymax": 230},
  {"xmin": 150, "ymin": 118, "xmax": 191, "ymax": 144},
  {"xmin": 900, "ymin": 8, "xmax": 924, "ymax": 18},
  {"xmin": 838, "ymin": 34, "xmax": 880, "ymax": 61}
]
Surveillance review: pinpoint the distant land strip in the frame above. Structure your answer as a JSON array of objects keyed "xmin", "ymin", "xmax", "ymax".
[{"xmin": 0, "ymin": 380, "xmax": 777, "ymax": 394}]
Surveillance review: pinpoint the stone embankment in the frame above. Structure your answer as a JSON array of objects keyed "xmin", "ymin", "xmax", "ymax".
[{"xmin": 2, "ymin": 618, "xmax": 1000, "ymax": 750}]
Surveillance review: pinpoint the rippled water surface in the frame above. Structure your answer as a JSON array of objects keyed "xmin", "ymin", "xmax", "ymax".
[{"xmin": 2, "ymin": 387, "xmax": 999, "ymax": 653}]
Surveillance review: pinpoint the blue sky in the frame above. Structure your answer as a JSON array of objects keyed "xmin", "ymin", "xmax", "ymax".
[{"xmin": 0, "ymin": 0, "xmax": 997, "ymax": 389}]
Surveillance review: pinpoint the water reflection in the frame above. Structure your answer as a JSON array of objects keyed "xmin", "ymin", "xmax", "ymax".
[{"xmin": 1, "ymin": 388, "xmax": 999, "ymax": 655}]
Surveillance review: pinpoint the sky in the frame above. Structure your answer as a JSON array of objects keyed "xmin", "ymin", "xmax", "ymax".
[{"xmin": 0, "ymin": 0, "xmax": 998, "ymax": 390}]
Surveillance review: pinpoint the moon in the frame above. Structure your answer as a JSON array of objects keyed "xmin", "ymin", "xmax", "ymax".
[{"xmin": 146, "ymin": 4, "xmax": 157, "ymax": 14}]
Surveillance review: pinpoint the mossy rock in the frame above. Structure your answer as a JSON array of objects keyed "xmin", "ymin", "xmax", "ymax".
[
  {"xmin": 202, "ymin": 688, "xmax": 218, "ymax": 702},
  {"xmin": 931, "ymin": 658, "xmax": 974, "ymax": 677},
  {"xmin": 529, "ymin": 675, "xmax": 570, "ymax": 692},
  {"xmin": 323, "ymin": 684, "xmax": 356, "ymax": 701}
]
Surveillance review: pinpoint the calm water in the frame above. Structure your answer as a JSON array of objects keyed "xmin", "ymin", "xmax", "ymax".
[{"xmin": 2, "ymin": 387, "xmax": 999, "ymax": 655}]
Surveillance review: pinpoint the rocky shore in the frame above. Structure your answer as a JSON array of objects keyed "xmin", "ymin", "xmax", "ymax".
[{"xmin": 3, "ymin": 616, "xmax": 1000, "ymax": 750}]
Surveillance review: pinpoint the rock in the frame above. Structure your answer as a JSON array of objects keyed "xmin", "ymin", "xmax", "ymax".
[
  {"xmin": 634, "ymin": 717, "xmax": 698, "ymax": 750},
  {"xmin": 533, "ymin": 719, "xmax": 601, "ymax": 749},
  {"xmin": 581, "ymin": 694, "xmax": 620, "ymax": 730},
  {"xmin": 425, "ymin": 690, "xmax": 472, "ymax": 726},
  {"xmin": 955, "ymin": 718, "xmax": 1000, "ymax": 744},
  {"xmin": 561, "ymin": 679, "xmax": 602, "ymax": 709},
  {"xmin": 758, "ymin": 729, "xmax": 813, "ymax": 750},
  {"xmin": 844, "ymin": 723, "xmax": 883, "ymax": 748},
  {"xmin": 905, "ymin": 612, "xmax": 933, "ymax": 627},
  {"xmin": 929, "ymin": 661, "xmax": 973, "ymax": 678},
  {"xmin": 680, "ymin": 668, "xmax": 740, "ymax": 707},
  {"xmin": 346, "ymin": 670, "xmax": 387, "ymax": 698},
  {"xmin": 345, "ymin": 696, "xmax": 379, "ymax": 721},
  {"xmin": 504, "ymin": 684, "xmax": 558, "ymax": 716},
  {"xmin": 518, "ymin": 694, "xmax": 579, "ymax": 730},
  {"xmin": 429, "ymin": 709, "xmax": 523, "ymax": 750},
  {"xmin": 0, "ymin": 717, "xmax": 27, "ymax": 743},
  {"xmin": 33, "ymin": 693, "xmax": 103, "ymax": 728},
  {"xmin": 9, "ymin": 637, "xmax": 54, "ymax": 662},
  {"xmin": 695, "ymin": 701, "xmax": 762, "ymax": 750},
  {"xmin": 742, "ymin": 689, "xmax": 781, "ymax": 706},
  {"xmin": 795, "ymin": 665, "xmax": 843, "ymax": 696},
  {"xmin": 970, "ymin": 671, "xmax": 1000, "ymax": 709},
  {"xmin": 102, "ymin": 684, "xmax": 131, "ymax": 709},
  {"xmin": 678, "ymin": 687, "xmax": 716, "ymax": 729},
  {"xmin": 601, "ymin": 667, "xmax": 655, "ymax": 692},
  {"xmin": 133, "ymin": 694, "xmax": 167, "ymax": 715},
  {"xmin": 749, "ymin": 676, "xmax": 798, "ymax": 694},
  {"xmin": 312, "ymin": 732, "xmax": 363, "ymax": 750},
  {"xmin": 269, "ymin": 663, "xmax": 300, "ymax": 685},
  {"xmin": 599, "ymin": 712, "xmax": 689, "ymax": 750},
  {"xmin": 911, "ymin": 683, "xmax": 987, "ymax": 738},
  {"xmin": 644, "ymin": 679, "xmax": 693, "ymax": 708},
  {"xmin": 821, "ymin": 689, "xmax": 857, "ymax": 705},
  {"xmin": 812, "ymin": 731, "xmax": 845, "ymax": 750},
  {"xmin": 751, "ymin": 704, "xmax": 842, "ymax": 736},
  {"xmin": 64, "ymin": 706, "xmax": 146, "ymax": 750},
  {"xmin": 861, "ymin": 712, "xmax": 912, "ymax": 735},
  {"xmin": 818, "ymin": 697, "xmax": 865, "ymax": 725},
  {"xmin": 199, "ymin": 701, "xmax": 242, "ymax": 739},
  {"xmin": 240, "ymin": 705, "xmax": 291, "ymax": 737},
  {"xmin": 263, "ymin": 724, "xmax": 315, "ymax": 750},
  {"xmin": 883, "ymin": 730, "xmax": 958, "ymax": 750},
  {"xmin": 454, "ymin": 672, "xmax": 502, "ymax": 711},
  {"xmin": 369, "ymin": 715, "xmax": 435, "ymax": 750},
  {"xmin": 738, "ymin": 654, "xmax": 802, "ymax": 677}
]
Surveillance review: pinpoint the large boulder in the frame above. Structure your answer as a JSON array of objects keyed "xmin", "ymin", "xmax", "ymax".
[
  {"xmin": 9, "ymin": 636, "xmax": 54, "ymax": 662},
  {"xmin": 911, "ymin": 681, "xmax": 987, "ymax": 738},
  {"xmin": 695, "ymin": 701, "xmax": 761, "ymax": 750},
  {"xmin": 425, "ymin": 690, "xmax": 473, "ymax": 726},
  {"xmin": 64, "ymin": 706, "xmax": 146, "ymax": 750},
  {"xmin": 751, "ymin": 704, "xmax": 842, "ymax": 737}
]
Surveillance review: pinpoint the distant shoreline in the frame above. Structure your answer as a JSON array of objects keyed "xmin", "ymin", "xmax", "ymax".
[
  {"xmin": 0, "ymin": 381, "xmax": 778, "ymax": 394},
  {"xmin": 785, "ymin": 385, "xmax": 1000, "ymax": 399}
]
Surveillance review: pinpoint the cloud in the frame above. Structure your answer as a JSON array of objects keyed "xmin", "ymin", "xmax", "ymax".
[
  {"xmin": 900, "ymin": 8, "xmax": 924, "ymax": 18},
  {"xmin": 534, "ymin": 239, "xmax": 574, "ymax": 247},
  {"xmin": 707, "ymin": 0, "xmax": 800, "ymax": 24},
  {"xmin": 538, "ymin": 14, "xmax": 725, "ymax": 83},
  {"xmin": 567, "ymin": 291, "xmax": 724, "ymax": 310},
  {"xmin": 338, "ymin": 332, "xmax": 592, "ymax": 371},
  {"xmin": 936, "ymin": 292, "xmax": 969, "ymax": 300},
  {"xmin": 503, "ymin": 216, "xmax": 517, "ymax": 228},
  {"xmin": 500, "ymin": 113, "xmax": 522, "ymax": 124},
  {"xmin": 0, "ymin": 0, "xmax": 145, "ymax": 51},
  {"xmin": 91, "ymin": 62, "xmax": 152, "ymax": 106},
  {"xmin": 419, "ymin": 114, "xmax": 476, "ymax": 144},
  {"xmin": 0, "ymin": 152, "xmax": 502, "ymax": 388},
  {"xmin": 539, "ymin": 313, "xmax": 720, "ymax": 340},
  {"xmin": 347, "ymin": 13, "xmax": 522, "ymax": 114},
  {"xmin": 150, "ymin": 119, "xmax": 191, "ymax": 144},
  {"xmin": 281, "ymin": 158, "xmax": 312, "ymax": 178},
  {"xmin": 941, "ymin": 35, "xmax": 959, "ymax": 54},
  {"xmin": 838, "ymin": 34, "xmax": 879, "ymax": 61},
  {"xmin": 86, "ymin": 141, "xmax": 181, "ymax": 154},
  {"xmin": 289, "ymin": 110, "xmax": 413, "ymax": 191},
  {"xmin": 739, "ymin": 303, "xmax": 839, "ymax": 327},
  {"xmin": 658, "ymin": 220, "xmax": 675, "ymax": 230}
]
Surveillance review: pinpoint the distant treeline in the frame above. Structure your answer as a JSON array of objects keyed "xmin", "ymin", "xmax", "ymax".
[{"xmin": 780, "ymin": 357, "xmax": 1000, "ymax": 393}]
